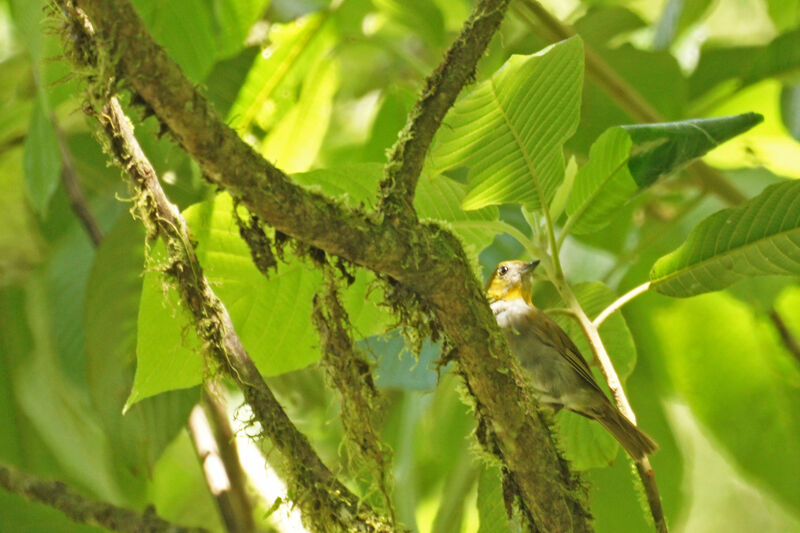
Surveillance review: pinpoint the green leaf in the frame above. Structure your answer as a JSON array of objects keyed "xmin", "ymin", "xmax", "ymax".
[
  {"xmin": 650, "ymin": 180, "xmax": 800, "ymax": 297},
  {"xmin": 533, "ymin": 282, "xmax": 637, "ymax": 469},
  {"xmin": 129, "ymin": 244, "xmax": 205, "ymax": 407},
  {"xmin": 781, "ymin": 83, "xmax": 800, "ymax": 142},
  {"xmin": 415, "ymin": 173, "xmax": 500, "ymax": 259},
  {"xmin": 227, "ymin": 13, "xmax": 334, "ymax": 132},
  {"xmin": 429, "ymin": 37, "xmax": 584, "ymax": 211},
  {"xmin": 564, "ymin": 114, "xmax": 762, "ymax": 236},
  {"xmin": 131, "ymin": 193, "xmax": 388, "ymax": 404},
  {"xmin": 373, "ymin": 0, "xmax": 445, "ymax": 48},
  {"xmin": 689, "ymin": 29, "xmax": 800, "ymax": 103},
  {"xmin": 85, "ymin": 214, "xmax": 196, "ymax": 495},
  {"xmin": 477, "ymin": 466, "xmax": 510, "ymax": 533},
  {"xmin": 652, "ymin": 292, "xmax": 800, "ymax": 514},
  {"xmin": 131, "ymin": 0, "xmax": 218, "ymax": 82},
  {"xmin": 260, "ymin": 55, "xmax": 339, "ymax": 172},
  {"xmin": 565, "ymin": 127, "xmax": 635, "ymax": 236},
  {"xmin": 15, "ymin": 277, "xmax": 124, "ymax": 503},
  {"xmin": 23, "ymin": 96, "xmax": 60, "ymax": 217},
  {"xmin": 293, "ymin": 163, "xmax": 382, "ymax": 206},
  {"xmin": 212, "ymin": 0, "xmax": 271, "ymax": 59}
]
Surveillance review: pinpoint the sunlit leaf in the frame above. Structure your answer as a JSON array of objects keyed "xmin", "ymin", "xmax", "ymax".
[
  {"xmin": 652, "ymin": 292, "xmax": 800, "ymax": 514},
  {"xmin": 429, "ymin": 37, "xmax": 583, "ymax": 211},
  {"xmin": 260, "ymin": 56, "xmax": 339, "ymax": 172},
  {"xmin": 651, "ymin": 180, "xmax": 800, "ymax": 297},
  {"xmin": 228, "ymin": 13, "xmax": 334, "ymax": 132}
]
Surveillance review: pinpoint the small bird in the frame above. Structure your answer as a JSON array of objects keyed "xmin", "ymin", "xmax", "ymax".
[{"xmin": 486, "ymin": 260, "xmax": 657, "ymax": 460}]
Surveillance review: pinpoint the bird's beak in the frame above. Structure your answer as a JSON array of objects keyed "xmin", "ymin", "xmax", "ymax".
[{"xmin": 522, "ymin": 260, "xmax": 540, "ymax": 273}]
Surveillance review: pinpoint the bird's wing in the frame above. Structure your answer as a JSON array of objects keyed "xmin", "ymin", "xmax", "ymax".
[{"xmin": 528, "ymin": 309, "xmax": 606, "ymax": 395}]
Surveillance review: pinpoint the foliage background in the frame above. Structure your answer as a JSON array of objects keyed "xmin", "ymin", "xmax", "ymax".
[{"xmin": 1, "ymin": 0, "xmax": 799, "ymax": 531}]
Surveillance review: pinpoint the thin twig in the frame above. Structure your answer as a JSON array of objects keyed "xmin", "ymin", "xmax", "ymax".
[
  {"xmin": 379, "ymin": 0, "xmax": 512, "ymax": 217},
  {"xmin": 515, "ymin": 0, "xmax": 746, "ymax": 207},
  {"xmin": 593, "ymin": 281, "xmax": 651, "ymax": 328},
  {"xmin": 202, "ymin": 389, "xmax": 255, "ymax": 533},
  {"xmin": 770, "ymin": 309, "xmax": 800, "ymax": 363},
  {"xmin": 188, "ymin": 403, "xmax": 253, "ymax": 533},
  {"xmin": 53, "ymin": 116, "xmax": 104, "ymax": 246},
  {"xmin": 0, "ymin": 464, "xmax": 207, "ymax": 533},
  {"xmin": 558, "ymin": 280, "xmax": 667, "ymax": 532}
]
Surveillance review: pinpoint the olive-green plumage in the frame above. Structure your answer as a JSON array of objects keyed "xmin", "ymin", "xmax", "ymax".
[{"xmin": 486, "ymin": 260, "xmax": 657, "ymax": 460}]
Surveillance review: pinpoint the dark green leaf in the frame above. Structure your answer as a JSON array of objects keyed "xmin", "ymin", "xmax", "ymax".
[
  {"xmin": 23, "ymin": 96, "xmax": 60, "ymax": 217},
  {"xmin": 131, "ymin": 0, "xmax": 218, "ymax": 82},
  {"xmin": 564, "ymin": 114, "xmax": 762, "ymax": 236},
  {"xmin": 533, "ymin": 282, "xmax": 637, "ymax": 468},
  {"xmin": 623, "ymin": 113, "xmax": 763, "ymax": 188}
]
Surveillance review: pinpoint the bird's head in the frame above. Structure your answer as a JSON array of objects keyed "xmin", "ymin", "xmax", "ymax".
[{"xmin": 485, "ymin": 260, "xmax": 540, "ymax": 304}]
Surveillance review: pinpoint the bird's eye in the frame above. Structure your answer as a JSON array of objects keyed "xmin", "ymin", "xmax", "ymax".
[{"xmin": 498, "ymin": 265, "xmax": 509, "ymax": 276}]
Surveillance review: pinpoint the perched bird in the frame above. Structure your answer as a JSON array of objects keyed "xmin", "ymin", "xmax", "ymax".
[{"xmin": 486, "ymin": 259, "xmax": 657, "ymax": 460}]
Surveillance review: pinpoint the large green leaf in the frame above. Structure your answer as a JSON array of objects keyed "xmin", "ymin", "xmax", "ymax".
[
  {"xmin": 532, "ymin": 282, "xmax": 637, "ymax": 469},
  {"xmin": 373, "ymin": 0, "xmax": 445, "ymax": 48},
  {"xmin": 415, "ymin": 173, "xmax": 500, "ymax": 261},
  {"xmin": 429, "ymin": 37, "xmax": 584, "ymax": 211},
  {"xmin": 85, "ymin": 214, "xmax": 197, "ymax": 497},
  {"xmin": 652, "ymin": 292, "xmax": 800, "ymax": 515},
  {"xmin": 131, "ymin": 0, "xmax": 218, "ymax": 82},
  {"xmin": 212, "ymin": 0, "xmax": 272, "ymax": 59},
  {"xmin": 23, "ymin": 96, "xmax": 60, "ymax": 217},
  {"xmin": 227, "ymin": 13, "xmax": 335, "ymax": 132},
  {"xmin": 564, "ymin": 114, "xmax": 763, "ymax": 236},
  {"xmin": 650, "ymin": 180, "xmax": 800, "ymax": 297},
  {"xmin": 260, "ymin": 54, "xmax": 339, "ymax": 172},
  {"xmin": 131, "ymin": 193, "xmax": 388, "ymax": 404},
  {"xmin": 689, "ymin": 29, "xmax": 800, "ymax": 104}
]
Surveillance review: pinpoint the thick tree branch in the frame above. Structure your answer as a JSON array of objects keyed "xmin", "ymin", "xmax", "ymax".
[
  {"xmin": 59, "ymin": 1, "xmax": 593, "ymax": 529},
  {"xmin": 0, "ymin": 464, "xmax": 206, "ymax": 533},
  {"xmin": 95, "ymin": 95, "xmax": 396, "ymax": 533},
  {"xmin": 378, "ymin": 0, "xmax": 511, "ymax": 217}
]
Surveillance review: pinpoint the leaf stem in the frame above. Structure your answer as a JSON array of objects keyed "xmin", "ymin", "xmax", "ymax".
[{"xmin": 593, "ymin": 281, "xmax": 651, "ymax": 328}]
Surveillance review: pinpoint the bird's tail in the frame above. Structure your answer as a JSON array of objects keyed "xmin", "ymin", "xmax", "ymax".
[{"xmin": 595, "ymin": 402, "xmax": 658, "ymax": 460}]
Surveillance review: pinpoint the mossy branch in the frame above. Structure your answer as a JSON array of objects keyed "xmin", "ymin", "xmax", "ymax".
[
  {"xmin": 312, "ymin": 270, "xmax": 396, "ymax": 525},
  {"xmin": 378, "ymin": 0, "xmax": 511, "ymax": 218},
  {"xmin": 94, "ymin": 95, "xmax": 395, "ymax": 533},
  {"xmin": 59, "ymin": 0, "xmax": 594, "ymax": 529},
  {"xmin": 0, "ymin": 464, "xmax": 206, "ymax": 533}
]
